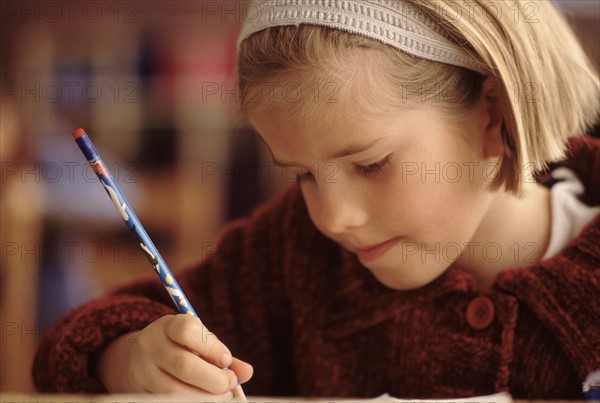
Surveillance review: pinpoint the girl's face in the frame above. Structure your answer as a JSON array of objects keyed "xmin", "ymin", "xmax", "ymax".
[{"xmin": 247, "ymin": 75, "xmax": 501, "ymax": 290}]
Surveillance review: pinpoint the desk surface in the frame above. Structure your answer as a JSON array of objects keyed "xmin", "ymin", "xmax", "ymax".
[
  {"xmin": 2, "ymin": 395, "xmax": 326, "ymax": 403},
  {"xmin": 1, "ymin": 395, "xmax": 282, "ymax": 403},
  {"xmin": 2, "ymin": 392, "xmax": 572, "ymax": 403}
]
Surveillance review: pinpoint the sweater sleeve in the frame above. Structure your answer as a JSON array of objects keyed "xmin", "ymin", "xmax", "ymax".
[{"xmin": 32, "ymin": 185, "xmax": 303, "ymax": 394}]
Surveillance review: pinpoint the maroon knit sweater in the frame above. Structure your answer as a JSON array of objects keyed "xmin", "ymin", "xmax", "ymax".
[{"xmin": 33, "ymin": 136, "xmax": 600, "ymax": 399}]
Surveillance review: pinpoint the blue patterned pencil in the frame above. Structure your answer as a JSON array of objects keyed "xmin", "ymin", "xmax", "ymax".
[{"xmin": 71, "ymin": 128, "xmax": 246, "ymax": 400}]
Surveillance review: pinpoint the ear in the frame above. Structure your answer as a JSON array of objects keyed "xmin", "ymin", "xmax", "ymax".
[{"xmin": 480, "ymin": 76, "xmax": 505, "ymax": 159}]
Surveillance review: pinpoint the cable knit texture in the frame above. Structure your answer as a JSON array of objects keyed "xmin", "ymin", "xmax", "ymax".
[{"xmin": 33, "ymin": 136, "xmax": 600, "ymax": 398}]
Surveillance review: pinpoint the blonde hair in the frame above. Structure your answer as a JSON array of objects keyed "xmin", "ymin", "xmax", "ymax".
[{"xmin": 237, "ymin": 0, "xmax": 599, "ymax": 195}]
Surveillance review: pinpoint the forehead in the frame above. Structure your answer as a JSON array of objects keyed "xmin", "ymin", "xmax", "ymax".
[
  {"xmin": 248, "ymin": 109, "xmax": 386, "ymax": 168},
  {"xmin": 247, "ymin": 94, "xmax": 437, "ymax": 168},
  {"xmin": 250, "ymin": 101, "xmax": 389, "ymax": 142}
]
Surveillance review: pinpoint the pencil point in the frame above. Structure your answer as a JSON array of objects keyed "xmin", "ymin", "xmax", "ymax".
[{"xmin": 72, "ymin": 128, "xmax": 86, "ymax": 139}]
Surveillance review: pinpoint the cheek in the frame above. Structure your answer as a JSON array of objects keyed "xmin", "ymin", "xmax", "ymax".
[
  {"xmin": 382, "ymin": 159, "xmax": 493, "ymax": 240},
  {"xmin": 298, "ymin": 159, "xmax": 493, "ymax": 246}
]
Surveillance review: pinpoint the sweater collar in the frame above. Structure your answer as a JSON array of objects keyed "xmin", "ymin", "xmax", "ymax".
[
  {"xmin": 539, "ymin": 135, "xmax": 600, "ymax": 207},
  {"xmin": 536, "ymin": 135, "xmax": 600, "ymax": 261}
]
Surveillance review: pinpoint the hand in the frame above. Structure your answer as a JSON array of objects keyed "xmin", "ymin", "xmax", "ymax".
[{"xmin": 96, "ymin": 314, "xmax": 253, "ymax": 399}]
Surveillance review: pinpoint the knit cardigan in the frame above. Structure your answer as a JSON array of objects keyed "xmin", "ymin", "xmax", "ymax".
[{"xmin": 33, "ymin": 136, "xmax": 600, "ymax": 399}]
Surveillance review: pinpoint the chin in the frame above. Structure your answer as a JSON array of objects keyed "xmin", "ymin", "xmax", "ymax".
[{"xmin": 368, "ymin": 264, "xmax": 447, "ymax": 291}]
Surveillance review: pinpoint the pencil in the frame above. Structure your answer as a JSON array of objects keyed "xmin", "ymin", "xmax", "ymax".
[{"xmin": 72, "ymin": 128, "xmax": 246, "ymax": 400}]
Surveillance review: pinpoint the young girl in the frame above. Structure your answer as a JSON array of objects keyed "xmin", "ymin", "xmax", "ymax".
[{"xmin": 33, "ymin": 0, "xmax": 600, "ymax": 399}]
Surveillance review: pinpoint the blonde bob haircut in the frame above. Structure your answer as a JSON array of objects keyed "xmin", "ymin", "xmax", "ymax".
[{"xmin": 237, "ymin": 0, "xmax": 599, "ymax": 195}]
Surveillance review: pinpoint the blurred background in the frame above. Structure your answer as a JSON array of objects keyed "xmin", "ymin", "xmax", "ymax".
[{"xmin": 1, "ymin": 0, "xmax": 598, "ymax": 393}]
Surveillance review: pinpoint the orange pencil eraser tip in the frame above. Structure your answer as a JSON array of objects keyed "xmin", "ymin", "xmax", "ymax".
[{"xmin": 72, "ymin": 128, "xmax": 86, "ymax": 139}]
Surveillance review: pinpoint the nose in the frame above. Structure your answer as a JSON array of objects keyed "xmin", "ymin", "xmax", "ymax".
[{"xmin": 317, "ymin": 183, "xmax": 368, "ymax": 234}]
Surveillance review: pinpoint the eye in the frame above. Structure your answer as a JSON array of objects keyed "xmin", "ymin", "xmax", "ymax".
[
  {"xmin": 295, "ymin": 171, "xmax": 314, "ymax": 183},
  {"xmin": 355, "ymin": 154, "xmax": 392, "ymax": 177},
  {"xmin": 295, "ymin": 167, "xmax": 314, "ymax": 183}
]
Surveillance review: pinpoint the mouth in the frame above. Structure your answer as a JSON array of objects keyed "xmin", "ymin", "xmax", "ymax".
[{"xmin": 354, "ymin": 236, "xmax": 404, "ymax": 263}]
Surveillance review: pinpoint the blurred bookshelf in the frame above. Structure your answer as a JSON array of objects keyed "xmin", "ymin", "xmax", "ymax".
[{"xmin": 0, "ymin": 1, "xmax": 288, "ymax": 392}]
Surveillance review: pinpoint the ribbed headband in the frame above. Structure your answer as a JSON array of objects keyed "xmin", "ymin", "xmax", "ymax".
[{"xmin": 237, "ymin": 0, "xmax": 488, "ymax": 75}]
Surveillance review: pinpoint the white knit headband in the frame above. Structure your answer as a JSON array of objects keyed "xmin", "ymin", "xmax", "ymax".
[{"xmin": 237, "ymin": 0, "xmax": 488, "ymax": 75}]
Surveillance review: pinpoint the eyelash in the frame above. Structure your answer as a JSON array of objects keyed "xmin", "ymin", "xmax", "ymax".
[
  {"xmin": 356, "ymin": 154, "xmax": 393, "ymax": 177},
  {"xmin": 295, "ymin": 154, "xmax": 393, "ymax": 183}
]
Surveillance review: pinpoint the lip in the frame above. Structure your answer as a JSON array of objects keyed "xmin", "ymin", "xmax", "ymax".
[{"xmin": 354, "ymin": 236, "xmax": 403, "ymax": 262}]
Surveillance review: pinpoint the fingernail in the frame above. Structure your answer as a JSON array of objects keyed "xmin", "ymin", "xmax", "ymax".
[{"xmin": 220, "ymin": 352, "xmax": 232, "ymax": 367}]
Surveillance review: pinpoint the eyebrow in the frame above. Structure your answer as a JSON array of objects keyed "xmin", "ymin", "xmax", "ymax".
[{"xmin": 264, "ymin": 138, "xmax": 384, "ymax": 167}]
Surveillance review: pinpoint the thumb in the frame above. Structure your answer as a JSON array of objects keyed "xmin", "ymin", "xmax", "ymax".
[{"xmin": 230, "ymin": 357, "xmax": 254, "ymax": 384}]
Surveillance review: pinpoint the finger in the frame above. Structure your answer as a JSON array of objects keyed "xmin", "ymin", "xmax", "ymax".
[
  {"xmin": 230, "ymin": 357, "xmax": 254, "ymax": 384},
  {"xmin": 155, "ymin": 338, "xmax": 237, "ymax": 394},
  {"xmin": 164, "ymin": 314, "xmax": 232, "ymax": 368},
  {"xmin": 137, "ymin": 364, "xmax": 234, "ymax": 400},
  {"xmin": 155, "ymin": 367, "xmax": 234, "ymax": 400}
]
